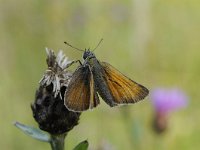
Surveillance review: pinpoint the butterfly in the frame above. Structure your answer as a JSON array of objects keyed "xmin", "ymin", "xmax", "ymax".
[{"xmin": 64, "ymin": 41, "xmax": 149, "ymax": 112}]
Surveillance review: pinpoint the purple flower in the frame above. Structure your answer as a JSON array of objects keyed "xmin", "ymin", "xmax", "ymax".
[
  {"xmin": 151, "ymin": 88, "xmax": 188, "ymax": 113},
  {"xmin": 151, "ymin": 88, "xmax": 188, "ymax": 133}
]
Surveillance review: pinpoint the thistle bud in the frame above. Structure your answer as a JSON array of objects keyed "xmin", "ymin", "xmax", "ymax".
[{"xmin": 151, "ymin": 88, "xmax": 188, "ymax": 134}]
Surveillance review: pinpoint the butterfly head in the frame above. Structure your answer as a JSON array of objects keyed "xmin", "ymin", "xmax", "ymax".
[{"xmin": 83, "ymin": 49, "xmax": 95, "ymax": 60}]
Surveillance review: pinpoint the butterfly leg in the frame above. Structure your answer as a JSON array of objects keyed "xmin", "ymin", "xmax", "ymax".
[{"xmin": 65, "ymin": 60, "xmax": 82, "ymax": 69}]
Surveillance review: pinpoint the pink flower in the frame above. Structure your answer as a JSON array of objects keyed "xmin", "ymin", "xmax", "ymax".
[
  {"xmin": 150, "ymin": 88, "xmax": 188, "ymax": 133},
  {"xmin": 151, "ymin": 88, "xmax": 188, "ymax": 113}
]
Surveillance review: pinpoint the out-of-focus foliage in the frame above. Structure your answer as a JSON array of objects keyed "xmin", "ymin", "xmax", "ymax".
[
  {"xmin": 14, "ymin": 122, "xmax": 50, "ymax": 142},
  {"xmin": 73, "ymin": 140, "xmax": 88, "ymax": 150},
  {"xmin": 0, "ymin": 0, "xmax": 199, "ymax": 150}
]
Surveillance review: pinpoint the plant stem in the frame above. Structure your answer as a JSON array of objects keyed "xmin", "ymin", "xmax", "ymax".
[{"xmin": 50, "ymin": 134, "xmax": 66, "ymax": 150}]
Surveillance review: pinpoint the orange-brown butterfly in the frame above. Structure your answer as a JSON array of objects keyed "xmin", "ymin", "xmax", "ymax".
[{"xmin": 64, "ymin": 40, "xmax": 149, "ymax": 112}]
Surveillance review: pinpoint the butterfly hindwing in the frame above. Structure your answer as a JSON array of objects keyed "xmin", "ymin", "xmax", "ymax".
[
  {"xmin": 64, "ymin": 65, "xmax": 99, "ymax": 112},
  {"xmin": 99, "ymin": 62, "xmax": 149, "ymax": 105}
]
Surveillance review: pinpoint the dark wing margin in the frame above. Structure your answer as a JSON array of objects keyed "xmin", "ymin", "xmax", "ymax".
[
  {"xmin": 100, "ymin": 62, "xmax": 149, "ymax": 105},
  {"xmin": 64, "ymin": 65, "xmax": 99, "ymax": 112}
]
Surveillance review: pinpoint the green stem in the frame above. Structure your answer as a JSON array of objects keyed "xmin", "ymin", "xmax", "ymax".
[
  {"xmin": 50, "ymin": 134, "xmax": 66, "ymax": 150},
  {"xmin": 121, "ymin": 107, "xmax": 142, "ymax": 150}
]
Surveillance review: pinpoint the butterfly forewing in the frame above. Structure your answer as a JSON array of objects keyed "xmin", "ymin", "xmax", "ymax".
[
  {"xmin": 64, "ymin": 66, "xmax": 99, "ymax": 112},
  {"xmin": 100, "ymin": 62, "xmax": 149, "ymax": 104}
]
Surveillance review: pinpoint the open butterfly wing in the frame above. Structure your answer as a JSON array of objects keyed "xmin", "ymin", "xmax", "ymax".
[
  {"xmin": 100, "ymin": 62, "xmax": 149, "ymax": 105},
  {"xmin": 64, "ymin": 66, "xmax": 99, "ymax": 112}
]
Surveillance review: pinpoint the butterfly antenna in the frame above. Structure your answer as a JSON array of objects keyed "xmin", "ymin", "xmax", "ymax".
[
  {"xmin": 92, "ymin": 38, "xmax": 103, "ymax": 52},
  {"xmin": 64, "ymin": 41, "xmax": 84, "ymax": 52}
]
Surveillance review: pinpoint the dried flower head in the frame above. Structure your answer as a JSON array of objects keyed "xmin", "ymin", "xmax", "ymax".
[
  {"xmin": 32, "ymin": 48, "xmax": 81, "ymax": 135},
  {"xmin": 39, "ymin": 48, "xmax": 73, "ymax": 97}
]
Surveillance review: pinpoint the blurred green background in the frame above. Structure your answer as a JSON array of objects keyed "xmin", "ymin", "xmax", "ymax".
[{"xmin": 0, "ymin": 0, "xmax": 199, "ymax": 150}]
